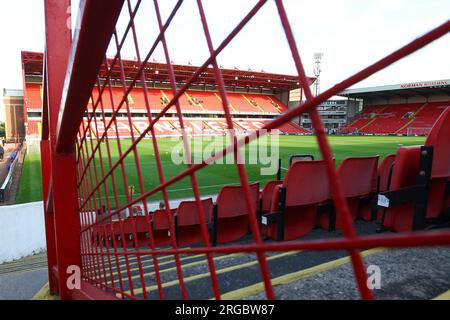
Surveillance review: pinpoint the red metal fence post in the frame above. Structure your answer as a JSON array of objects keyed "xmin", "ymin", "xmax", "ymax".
[
  {"xmin": 40, "ymin": 139, "xmax": 58, "ymax": 294},
  {"xmin": 44, "ymin": 0, "xmax": 82, "ymax": 299}
]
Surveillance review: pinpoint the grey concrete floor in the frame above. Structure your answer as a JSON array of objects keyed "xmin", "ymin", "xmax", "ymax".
[{"xmin": 0, "ymin": 253, "xmax": 48, "ymax": 300}]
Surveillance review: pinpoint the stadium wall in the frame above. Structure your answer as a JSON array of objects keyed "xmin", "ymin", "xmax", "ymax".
[
  {"xmin": 366, "ymin": 94, "xmax": 450, "ymax": 105},
  {"xmin": 0, "ymin": 202, "xmax": 45, "ymax": 264}
]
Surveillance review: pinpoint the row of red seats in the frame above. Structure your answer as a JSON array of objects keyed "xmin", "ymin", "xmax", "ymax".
[
  {"xmin": 358, "ymin": 103, "xmax": 421, "ymax": 134},
  {"xmin": 277, "ymin": 122, "xmax": 310, "ymax": 134},
  {"xmin": 26, "ymin": 120, "xmax": 41, "ymax": 136},
  {"xmin": 339, "ymin": 105, "xmax": 386, "ymax": 134},
  {"xmin": 382, "ymin": 107, "xmax": 450, "ymax": 231},
  {"xmin": 93, "ymin": 108, "xmax": 449, "ymax": 247},
  {"xmin": 341, "ymin": 102, "xmax": 448, "ymax": 135},
  {"xmin": 397, "ymin": 102, "xmax": 450, "ymax": 135},
  {"xmin": 26, "ymin": 118, "xmax": 307, "ymax": 139}
]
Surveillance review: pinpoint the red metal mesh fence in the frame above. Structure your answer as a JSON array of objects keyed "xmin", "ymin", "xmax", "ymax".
[{"xmin": 43, "ymin": 0, "xmax": 450, "ymax": 300}]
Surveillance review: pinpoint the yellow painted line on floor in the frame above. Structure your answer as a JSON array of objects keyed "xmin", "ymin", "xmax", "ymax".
[
  {"xmin": 433, "ymin": 289, "xmax": 450, "ymax": 300},
  {"xmin": 109, "ymin": 253, "xmax": 207, "ymax": 276},
  {"xmin": 114, "ymin": 246, "xmax": 191, "ymax": 260},
  {"xmin": 32, "ymin": 282, "xmax": 59, "ymax": 300},
  {"xmin": 217, "ymin": 248, "xmax": 386, "ymax": 300},
  {"xmin": 124, "ymin": 253, "xmax": 244, "ymax": 282},
  {"xmin": 98, "ymin": 246, "xmax": 192, "ymax": 265},
  {"xmin": 120, "ymin": 251, "xmax": 300, "ymax": 297},
  {"xmin": 84, "ymin": 252, "xmax": 200, "ymax": 275},
  {"xmin": 115, "ymin": 251, "xmax": 187, "ymax": 263}
]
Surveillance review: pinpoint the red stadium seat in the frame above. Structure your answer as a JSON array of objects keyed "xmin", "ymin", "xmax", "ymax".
[
  {"xmin": 359, "ymin": 154, "xmax": 396, "ymax": 221},
  {"xmin": 382, "ymin": 108, "xmax": 450, "ymax": 232},
  {"xmin": 212, "ymin": 183, "xmax": 260, "ymax": 245},
  {"xmin": 260, "ymin": 180, "xmax": 283, "ymax": 214},
  {"xmin": 424, "ymin": 107, "xmax": 450, "ymax": 219},
  {"xmin": 377, "ymin": 155, "xmax": 396, "ymax": 193},
  {"xmin": 151, "ymin": 208, "xmax": 177, "ymax": 247},
  {"xmin": 262, "ymin": 161, "xmax": 330, "ymax": 241},
  {"xmin": 175, "ymin": 198, "xmax": 213, "ymax": 247},
  {"xmin": 319, "ymin": 156, "xmax": 379, "ymax": 229}
]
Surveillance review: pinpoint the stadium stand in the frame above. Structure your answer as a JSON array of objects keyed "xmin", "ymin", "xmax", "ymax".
[
  {"xmin": 340, "ymin": 102, "xmax": 449, "ymax": 135},
  {"xmin": 400, "ymin": 101, "xmax": 450, "ymax": 135},
  {"xmin": 22, "ymin": 53, "xmax": 310, "ymax": 140},
  {"xmin": 340, "ymin": 81, "xmax": 450, "ymax": 135},
  {"xmin": 359, "ymin": 103, "xmax": 421, "ymax": 134},
  {"xmin": 24, "ymin": 83, "xmax": 42, "ymax": 108},
  {"xmin": 26, "ymin": 120, "xmax": 41, "ymax": 137},
  {"xmin": 24, "ymin": 89, "xmax": 309, "ymax": 138}
]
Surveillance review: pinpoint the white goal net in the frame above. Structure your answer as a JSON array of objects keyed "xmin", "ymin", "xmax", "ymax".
[{"xmin": 407, "ymin": 127, "xmax": 431, "ymax": 136}]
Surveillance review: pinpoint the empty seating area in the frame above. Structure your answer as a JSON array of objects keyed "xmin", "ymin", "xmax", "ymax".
[
  {"xmin": 398, "ymin": 102, "xmax": 450, "ymax": 135},
  {"xmin": 27, "ymin": 118, "xmax": 307, "ymax": 139},
  {"xmin": 26, "ymin": 120, "xmax": 41, "ymax": 138},
  {"xmin": 339, "ymin": 105, "xmax": 385, "ymax": 134},
  {"xmin": 24, "ymin": 83, "xmax": 308, "ymax": 139},
  {"xmin": 341, "ymin": 102, "xmax": 449, "ymax": 135},
  {"xmin": 86, "ymin": 87, "xmax": 286, "ymax": 115},
  {"xmin": 277, "ymin": 122, "xmax": 310, "ymax": 134},
  {"xmin": 358, "ymin": 103, "xmax": 421, "ymax": 134},
  {"xmin": 24, "ymin": 83, "xmax": 43, "ymax": 108}
]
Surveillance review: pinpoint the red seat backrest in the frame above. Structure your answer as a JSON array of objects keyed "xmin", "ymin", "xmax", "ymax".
[
  {"xmin": 260, "ymin": 180, "xmax": 282, "ymax": 212},
  {"xmin": 425, "ymin": 107, "xmax": 450, "ymax": 178},
  {"xmin": 338, "ymin": 156, "xmax": 379, "ymax": 197},
  {"xmin": 152, "ymin": 208, "xmax": 176, "ymax": 230},
  {"xmin": 176, "ymin": 198, "xmax": 213, "ymax": 226},
  {"xmin": 283, "ymin": 160, "xmax": 330, "ymax": 206},
  {"xmin": 216, "ymin": 183, "xmax": 260, "ymax": 218},
  {"xmin": 390, "ymin": 146, "xmax": 421, "ymax": 189},
  {"xmin": 378, "ymin": 154, "xmax": 396, "ymax": 192}
]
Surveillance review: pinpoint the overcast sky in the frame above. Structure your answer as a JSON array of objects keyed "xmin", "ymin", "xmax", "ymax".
[{"xmin": 0, "ymin": 0, "xmax": 449, "ymax": 121}]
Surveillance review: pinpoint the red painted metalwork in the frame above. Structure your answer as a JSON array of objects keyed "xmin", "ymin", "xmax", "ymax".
[
  {"xmin": 43, "ymin": 0, "xmax": 82, "ymax": 299},
  {"xmin": 41, "ymin": 0, "xmax": 450, "ymax": 300},
  {"xmin": 40, "ymin": 140, "xmax": 57, "ymax": 293},
  {"xmin": 22, "ymin": 51, "xmax": 313, "ymax": 93}
]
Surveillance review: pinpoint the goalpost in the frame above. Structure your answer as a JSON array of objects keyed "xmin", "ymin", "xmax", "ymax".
[{"xmin": 407, "ymin": 127, "xmax": 432, "ymax": 136}]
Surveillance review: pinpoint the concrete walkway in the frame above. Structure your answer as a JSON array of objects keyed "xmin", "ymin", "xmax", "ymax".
[{"xmin": 0, "ymin": 252, "xmax": 48, "ymax": 300}]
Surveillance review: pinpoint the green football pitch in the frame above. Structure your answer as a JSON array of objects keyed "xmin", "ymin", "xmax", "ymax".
[{"xmin": 15, "ymin": 135, "xmax": 426, "ymax": 205}]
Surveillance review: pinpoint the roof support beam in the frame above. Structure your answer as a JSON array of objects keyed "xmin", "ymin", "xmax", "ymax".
[{"xmin": 56, "ymin": 0, "xmax": 124, "ymax": 153}]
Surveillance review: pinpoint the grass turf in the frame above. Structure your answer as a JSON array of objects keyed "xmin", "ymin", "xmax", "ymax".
[
  {"xmin": 16, "ymin": 135, "xmax": 425, "ymax": 205},
  {"xmin": 16, "ymin": 143, "xmax": 43, "ymax": 204}
]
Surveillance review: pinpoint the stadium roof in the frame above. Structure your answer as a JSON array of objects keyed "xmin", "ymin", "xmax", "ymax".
[
  {"xmin": 3, "ymin": 88, "xmax": 23, "ymax": 97},
  {"xmin": 21, "ymin": 51, "xmax": 315, "ymax": 93},
  {"xmin": 340, "ymin": 79, "xmax": 450, "ymax": 100}
]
